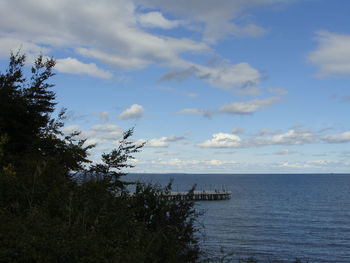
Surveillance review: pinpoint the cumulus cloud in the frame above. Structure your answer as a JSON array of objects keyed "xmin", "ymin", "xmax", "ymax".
[
  {"xmin": 0, "ymin": 37, "xmax": 49, "ymax": 58},
  {"xmin": 218, "ymin": 97, "xmax": 280, "ymax": 115},
  {"xmin": 142, "ymin": 135, "xmax": 185, "ymax": 147},
  {"xmin": 160, "ymin": 62, "xmax": 261, "ymax": 93},
  {"xmin": 0, "ymin": 0, "xmax": 208, "ymax": 74},
  {"xmin": 251, "ymin": 129, "xmax": 315, "ymax": 146},
  {"xmin": 170, "ymin": 127, "xmax": 350, "ymax": 151},
  {"xmin": 276, "ymin": 160, "xmax": 339, "ymax": 169},
  {"xmin": 177, "ymin": 108, "xmax": 200, "ymax": 114},
  {"xmin": 161, "ymin": 158, "xmax": 235, "ymax": 166},
  {"xmin": 118, "ymin": 104, "xmax": 144, "ymax": 120},
  {"xmin": 199, "ymin": 63, "xmax": 261, "ymax": 93},
  {"xmin": 84, "ymin": 138, "xmax": 105, "ymax": 146},
  {"xmin": 135, "ymin": 157, "xmax": 348, "ymax": 173},
  {"xmin": 309, "ymin": 31, "xmax": 350, "ymax": 77},
  {"xmin": 323, "ymin": 131, "xmax": 350, "ymax": 143},
  {"xmin": 198, "ymin": 129, "xmax": 316, "ymax": 148},
  {"xmin": 137, "ymin": 0, "xmax": 289, "ymax": 43},
  {"xmin": 147, "ymin": 138, "xmax": 170, "ymax": 147},
  {"xmin": 62, "ymin": 125, "xmax": 81, "ymax": 134},
  {"xmin": 55, "ymin": 57, "xmax": 112, "ymax": 79},
  {"xmin": 91, "ymin": 124, "xmax": 123, "ymax": 133},
  {"xmin": 89, "ymin": 124, "xmax": 124, "ymax": 141},
  {"xmin": 138, "ymin": 11, "xmax": 182, "ymax": 29},
  {"xmin": 0, "ymin": 0, "xmax": 271, "ymax": 91},
  {"xmin": 61, "ymin": 124, "xmax": 125, "ymax": 149},
  {"xmin": 198, "ymin": 133, "xmax": 242, "ymax": 148},
  {"xmin": 177, "ymin": 108, "xmax": 210, "ymax": 116},
  {"xmin": 178, "ymin": 97, "xmax": 280, "ymax": 117},
  {"xmin": 151, "ymin": 158, "xmax": 237, "ymax": 168}
]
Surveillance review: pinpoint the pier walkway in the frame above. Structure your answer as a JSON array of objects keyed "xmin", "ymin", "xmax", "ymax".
[{"xmin": 165, "ymin": 190, "xmax": 231, "ymax": 201}]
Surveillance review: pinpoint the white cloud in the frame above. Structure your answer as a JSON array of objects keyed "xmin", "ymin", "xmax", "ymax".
[
  {"xmin": 309, "ymin": 31, "xmax": 350, "ymax": 77},
  {"xmin": 178, "ymin": 97, "xmax": 280, "ymax": 117},
  {"xmin": 252, "ymin": 129, "xmax": 315, "ymax": 146},
  {"xmin": 62, "ymin": 125, "xmax": 81, "ymax": 134},
  {"xmin": 80, "ymin": 130, "xmax": 97, "ymax": 139},
  {"xmin": 56, "ymin": 57, "xmax": 112, "ymax": 79},
  {"xmin": 198, "ymin": 129, "xmax": 316, "ymax": 148},
  {"xmin": 276, "ymin": 160, "xmax": 338, "ymax": 169},
  {"xmin": 70, "ymin": 124, "xmax": 124, "ymax": 148},
  {"xmin": 218, "ymin": 97, "xmax": 280, "ymax": 115},
  {"xmin": 0, "ymin": 0, "xmax": 267, "ymax": 91},
  {"xmin": 73, "ymin": 20, "xmax": 209, "ymax": 71},
  {"xmin": 91, "ymin": 124, "xmax": 123, "ymax": 133},
  {"xmin": 178, "ymin": 108, "xmax": 206, "ymax": 115},
  {"xmin": 133, "ymin": 156, "xmax": 350, "ymax": 173},
  {"xmin": 151, "ymin": 158, "xmax": 237, "ymax": 168},
  {"xmin": 148, "ymin": 138, "xmax": 169, "ymax": 147},
  {"xmin": 118, "ymin": 104, "xmax": 145, "ymax": 120},
  {"xmin": 200, "ymin": 63, "xmax": 261, "ymax": 93},
  {"xmin": 198, "ymin": 133, "xmax": 242, "ymax": 148},
  {"xmin": 98, "ymin": 132, "xmax": 124, "ymax": 140},
  {"xmin": 138, "ymin": 11, "xmax": 181, "ymax": 29},
  {"xmin": 323, "ymin": 131, "xmax": 350, "ymax": 143},
  {"xmin": 76, "ymin": 47, "xmax": 150, "ymax": 70},
  {"xmin": 84, "ymin": 138, "xmax": 105, "ymax": 146},
  {"xmin": 81, "ymin": 124, "xmax": 124, "ymax": 145},
  {"xmin": 0, "ymin": 0, "xmax": 208, "ymax": 72},
  {"xmin": 137, "ymin": 0, "xmax": 289, "ymax": 43},
  {"xmin": 160, "ymin": 62, "xmax": 262, "ymax": 93},
  {"xmin": 145, "ymin": 135, "xmax": 185, "ymax": 147},
  {"xmin": 0, "ymin": 37, "xmax": 49, "ymax": 58}
]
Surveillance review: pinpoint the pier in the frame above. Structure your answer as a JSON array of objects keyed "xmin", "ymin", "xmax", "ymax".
[{"xmin": 164, "ymin": 190, "xmax": 231, "ymax": 201}]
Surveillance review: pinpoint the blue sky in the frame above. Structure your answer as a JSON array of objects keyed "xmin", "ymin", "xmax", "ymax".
[{"xmin": 1, "ymin": 0, "xmax": 350, "ymax": 173}]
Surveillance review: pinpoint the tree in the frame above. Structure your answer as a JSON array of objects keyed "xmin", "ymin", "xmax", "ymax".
[{"xmin": 0, "ymin": 52, "xmax": 200, "ymax": 263}]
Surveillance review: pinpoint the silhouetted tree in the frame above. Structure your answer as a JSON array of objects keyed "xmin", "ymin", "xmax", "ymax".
[{"xmin": 0, "ymin": 52, "xmax": 200, "ymax": 263}]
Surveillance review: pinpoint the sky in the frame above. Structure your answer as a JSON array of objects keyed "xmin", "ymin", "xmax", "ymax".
[{"xmin": 1, "ymin": 0, "xmax": 350, "ymax": 173}]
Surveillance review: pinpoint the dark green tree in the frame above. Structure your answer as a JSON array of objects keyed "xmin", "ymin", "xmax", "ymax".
[{"xmin": 0, "ymin": 52, "xmax": 200, "ymax": 263}]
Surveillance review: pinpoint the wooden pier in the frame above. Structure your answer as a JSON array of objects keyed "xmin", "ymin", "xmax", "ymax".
[{"xmin": 164, "ymin": 190, "xmax": 231, "ymax": 201}]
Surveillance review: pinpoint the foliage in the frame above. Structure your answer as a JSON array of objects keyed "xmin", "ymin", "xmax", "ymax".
[{"xmin": 0, "ymin": 52, "xmax": 200, "ymax": 263}]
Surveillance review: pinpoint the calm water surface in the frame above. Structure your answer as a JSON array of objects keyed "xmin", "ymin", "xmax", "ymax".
[{"xmin": 127, "ymin": 174, "xmax": 350, "ymax": 262}]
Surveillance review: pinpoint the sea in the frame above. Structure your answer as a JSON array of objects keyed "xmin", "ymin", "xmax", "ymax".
[{"xmin": 127, "ymin": 173, "xmax": 350, "ymax": 263}]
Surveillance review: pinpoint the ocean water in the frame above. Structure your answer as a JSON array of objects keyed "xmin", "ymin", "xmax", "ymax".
[{"xmin": 127, "ymin": 173, "xmax": 350, "ymax": 262}]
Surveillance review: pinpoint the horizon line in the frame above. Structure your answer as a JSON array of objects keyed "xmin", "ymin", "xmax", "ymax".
[{"xmin": 129, "ymin": 172, "xmax": 350, "ymax": 175}]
